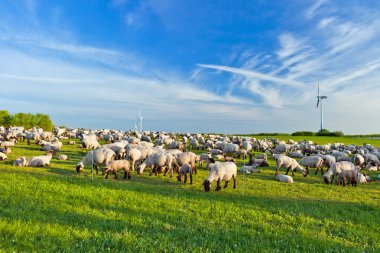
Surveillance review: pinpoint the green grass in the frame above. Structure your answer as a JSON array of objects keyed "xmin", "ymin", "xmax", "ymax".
[{"xmin": 0, "ymin": 137, "xmax": 379, "ymax": 252}]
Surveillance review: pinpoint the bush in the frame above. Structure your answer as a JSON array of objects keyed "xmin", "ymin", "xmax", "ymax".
[
  {"xmin": 292, "ymin": 131, "xmax": 315, "ymax": 136},
  {"xmin": 316, "ymin": 129, "xmax": 344, "ymax": 137}
]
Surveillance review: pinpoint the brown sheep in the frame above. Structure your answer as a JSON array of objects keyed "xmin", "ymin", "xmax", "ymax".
[{"xmin": 101, "ymin": 160, "xmax": 131, "ymax": 180}]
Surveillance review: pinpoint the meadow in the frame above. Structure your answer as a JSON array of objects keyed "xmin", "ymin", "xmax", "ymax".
[{"xmin": 0, "ymin": 136, "xmax": 379, "ymax": 252}]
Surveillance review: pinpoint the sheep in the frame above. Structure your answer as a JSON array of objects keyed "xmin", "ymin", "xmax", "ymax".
[
  {"xmin": 252, "ymin": 158, "xmax": 269, "ymax": 167},
  {"xmin": 256, "ymin": 153, "xmax": 268, "ymax": 161},
  {"xmin": 353, "ymin": 154, "xmax": 365, "ymax": 168},
  {"xmin": 81, "ymin": 134, "xmax": 101, "ymax": 153},
  {"xmin": 208, "ymin": 148, "xmax": 223, "ymax": 156},
  {"xmin": 199, "ymin": 153, "xmax": 211, "ymax": 168},
  {"xmin": 27, "ymin": 153, "xmax": 53, "ymax": 167},
  {"xmin": 273, "ymin": 154, "xmax": 307, "ymax": 177},
  {"xmin": 315, "ymin": 154, "xmax": 336, "ymax": 169},
  {"xmin": 177, "ymin": 164, "xmax": 194, "ymax": 184},
  {"xmin": 203, "ymin": 161, "xmax": 237, "ymax": 192},
  {"xmin": 76, "ymin": 148, "xmax": 116, "ymax": 174},
  {"xmin": 0, "ymin": 141, "xmax": 15, "ymax": 148},
  {"xmin": 363, "ymin": 153, "xmax": 379, "ymax": 164},
  {"xmin": 101, "ymin": 160, "xmax": 131, "ymax": 180},
  {"xmin": 68, "ymin": 141, "xmax": 76, "ymax": 145},
  {"xmin": 323, "ymin": 161, "xmax": 356, "ymax": 184},
  {"xmin": 288, "ymin": 151, "xmax": 304, "ymax": 158},
  {"xmin": 0, "ymin": 146, "xmax": 11, "ymax": 154},
  {"xmin": 0, "ymin": 152, "xmax": 7, "ymax": 161},
  {"xmin": 138, "ymin": 152, "xmax": 179, "ymax": 177},
  {"xmin": 298, "ymin": 156, "xmax": 324, "ymax": 175},
  {"xmin": 57, "ymin": 154, "xmax": 68, "ymax": 161},
  {"xmin": 240, "ymin": 165, "xmax": 260, "ymax": 174},
  {"xmin": 223, "ymin": 155, "xmax": 235, "ymax": 162},
  {"xmin": 13, "ymin": 156, "xmax": 27, "ymax": 166},
  {"xmin": 223, "ymin": 143, "xmax": 239, "ymax": 157},
  {"xmin": 173, "ymin": 152, "xmax": 199, "ymax": 174},
  {"xmin": 336, "ymin": 170, "xmax": 358, "ymax": 187},
  {"xmin": 364, "ymin": 161, "xmax": 379, "ymax": 171},
  {"xmin": 275, "ymin": 171, "xmax": 293, "ymax": 183},
  {"xmin": 357, "ymin": 173, "xmax": 372, "ymax": 183},
  {"xmin": 126, "ymin": 148, "xmax": 142, "ymax": 170}
]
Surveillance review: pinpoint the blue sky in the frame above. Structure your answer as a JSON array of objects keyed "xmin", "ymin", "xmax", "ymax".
[{"xmin": 1, "ymin": 0, "xmax": 380, "ymax": 134}]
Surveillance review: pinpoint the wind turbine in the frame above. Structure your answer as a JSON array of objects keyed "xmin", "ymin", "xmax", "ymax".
[
  {"xmin": 316, "ymin": 83, "xmax": 327, "ymax": 131},
  {"xmin": 138, "ymin": 106, "xmax": 143, "ymax": 133}
]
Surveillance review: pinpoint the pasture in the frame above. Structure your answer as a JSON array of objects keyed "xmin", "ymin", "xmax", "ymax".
[{"xmin": 0, "ymin": 136, "xmax": 379, "ymax": 252}]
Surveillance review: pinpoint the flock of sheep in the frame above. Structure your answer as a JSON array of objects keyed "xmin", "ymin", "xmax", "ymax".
[{"xmin": 1, "ymin": 126, "xmax": 379, "ymax": 191}]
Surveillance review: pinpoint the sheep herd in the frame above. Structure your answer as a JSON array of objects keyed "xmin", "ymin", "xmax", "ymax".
[{"xmin": 1, "ymin": 126, "xmax": 379, "ymax": 191}]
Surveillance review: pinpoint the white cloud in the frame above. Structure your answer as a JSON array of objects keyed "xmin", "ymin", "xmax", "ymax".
[{"xmin": 305, "ymin": 0, "xmax": 328, "ymax": 19}]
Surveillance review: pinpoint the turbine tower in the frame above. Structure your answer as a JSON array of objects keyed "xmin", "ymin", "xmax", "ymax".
[
  {"xmin": 316, "ymin": 83, "xmax": 327, "ymax": 131},
  {"xmin": 138, "ymin": 106, "xmax": 143, "ymax": 133}
]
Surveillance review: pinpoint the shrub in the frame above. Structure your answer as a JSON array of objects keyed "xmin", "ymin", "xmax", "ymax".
[{"xmin": 292, "ymin": 131, "xmax": 315, "ymax": 136}]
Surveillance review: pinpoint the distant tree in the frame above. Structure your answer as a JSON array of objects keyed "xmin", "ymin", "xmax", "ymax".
[{"xmin": 0, "ymin": 110, "xmax": 11, "ymax": 126}]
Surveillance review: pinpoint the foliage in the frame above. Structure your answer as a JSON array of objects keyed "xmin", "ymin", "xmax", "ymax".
[
  {"xmin": 291, "ymin": 131, "xmax": 315, "ymax": 136},
  {"xmin": 0, "ymin": 137, "xmax": 379, "ymax": 252},
  {"xmin": 316, "ymin": 129, "xmax": 344, "ymax": 137},
  {"xmin": 0, "ymin": 111, "xmax": 54, "ymax": 131}
]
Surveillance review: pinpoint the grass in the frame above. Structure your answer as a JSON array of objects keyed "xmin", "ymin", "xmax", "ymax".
[{"xmin": 0, "ymin": 136, "xmax": 379, "ymax": 252}]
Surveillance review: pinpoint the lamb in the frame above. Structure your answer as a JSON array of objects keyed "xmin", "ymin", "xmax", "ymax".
[
  {"xmin": 275, "ymin": 171, "xmax": 293, "ymax": 183},
  {"xmin": 298, "ymin": 156, "xmax": 324, "ymax": 175},
  {"xmin": 240, "ymin": 165, "xmax": 260, "ymax": 174},
  {"xmin": 57, "ymin": 154, "xmax": 68, "ymax": 161},
  {"xmin": 173, "ymin": 152, "xmax": 199, "ymax": 174},
  {"xmin": 203, "ymin": 161, "xmax": 237, "ymax": 192},
  {"xmin": 336, "ymin": 170, "xmax": 358, "ymax": 187},
  {"xmin": 68, "ymin": 141, "xmax": 76, "ymax": 145},
  {"xmin": 13, "ymin": 156, "xmax": 27, "ymax": 166},
  {"xmin": 0, "ymin": 152, "xmax": 7, "ymax": 161},
  {"xmin": 323, "ymin": 161, "xmax": 356, "ymax": 184},
  {"xmin": 76, "ymin": 148, "xmax": 116, "ymax": 174},
  {"xmin": 27, "ymin": 153, "xmax": 53, "ymax": 167},
  {"xmin": 101, "ymin": 160, "xmax": 131, "ymax": 180},
  {"xmin": 177, "ymin": 164, "xmax": 194, "ymax": 184},
  {"xmin": 272, "ymin": 154, "xmax": 307, "ymax": 177}
]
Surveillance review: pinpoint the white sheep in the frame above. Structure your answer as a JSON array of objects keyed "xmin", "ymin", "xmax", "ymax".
[
  {"xmin": 323, "ymin": 161, "xmax": 356, "ymax": 184},
  {"xmin": 76, "ymin": 148, "xmax": 116, "ymax": 174},
  {"xmin": 273, "ymin": 154, "xmax": 307, "ymax": 177},
  {"xmin": 57, "ymin": 154, "xmax": 68, "ymax": 161},
  {"xmin": 240, "ymin": 165, "xmax": 260, "ymax": 174},
  {"xmin": 275, "ymin": 171, "xmax": 293, "ymax": 183},
  {"xmin": 298, "ymin": 156, "xmax": 324, "ymax": 175},
  {"xmin": 203, "ymin": 161, "xmax": 237, "ymax": 192},
  {"xmin": 177, "ymin": 164, "xmax": 194, "ymax": 184},
  {"xmin": 27, "ymin": 153, "xmax": 53, "ymax": 167},
  {"xmin": 0, "ymin": 152, "xmax": 7, "ymax": 161},
  {"xmin": 13, "ymin": 156, "xmax": 27, "ymax": 166}
]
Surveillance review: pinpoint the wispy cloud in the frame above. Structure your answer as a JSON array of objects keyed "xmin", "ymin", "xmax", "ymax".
[{"xmin": 305, "ymin": 0, "xmax": 328, "ymax": 19}]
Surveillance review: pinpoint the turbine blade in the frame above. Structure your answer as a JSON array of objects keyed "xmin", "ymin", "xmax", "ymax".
[
  {"xmin": 317, "ymin": 98, "xmax": 320, "ymax": 108},
  {"xmin": 318, "ymin": 83, "xmax": 320, "ymax": 97}
]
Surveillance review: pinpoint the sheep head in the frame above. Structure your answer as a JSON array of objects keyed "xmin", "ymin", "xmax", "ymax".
[
  {"xmin": 203, "ymin": 180, "xmax": 211, "ymax": 192},
  {"xmin": 76, "ymin": 162, "xmax": 84, "ymax": 173}
]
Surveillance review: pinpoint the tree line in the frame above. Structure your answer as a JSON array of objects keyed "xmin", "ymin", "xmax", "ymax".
[{"xmin": 0, "ymin": 110, "xmax": 54, "ymax": 131}]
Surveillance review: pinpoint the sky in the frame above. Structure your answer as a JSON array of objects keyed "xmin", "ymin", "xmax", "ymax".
[{"xmin": 0, "ymin": 0, "xmax": 380, "ymax": 134}]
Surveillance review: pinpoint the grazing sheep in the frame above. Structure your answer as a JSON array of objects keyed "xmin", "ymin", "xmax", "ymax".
[
  {"xmin": 101, "ymin": 160, "xmax": 131, "ymax": 180},
  {"xmin": 353, "ymin": 154, "xmax": 365, "ymax": 168},
  {"xmin": 174, "ymin": 152, "xmax": 199, "ymax": 174},
  {"xmin": 57, "ymin": 154, "xmax": 68, "ymax": 161},
  {"xmin": 76, "ymin": 148, "xmax": 116, "ymax": 174},
  {"xmin": 275, "ymin": 171, "xmax": 293, "ymax": 183},
  {"xmin": 298, "ymin": 156, "xmax": 324, "ymax": 175},
  {"xmin": 177, "ymin": 164, "xmax": 194, "ymax": 184},
  {"xmin": 365, "ymin": 161, "xmax": 379, "ymax": 171},
  {"xmin": 252, "ymin": 158, "xmax": 269, "ymax": 167},
  {"xmin": 357, "ymin": 173, "xmax": 372, "ymax": 183},
  {"xmin": 336, "ymin": 170, "xmax": 358, "ymax": 187},
  {"xmin": 323, "ymin": 161, "xmax": 356, "ymax": 184},
  {"xmin": 363, "ymin": 153, "xmax": 379, "ymax": 163},
  {"xmin": 0, "ymin": 152, "xmax": 7, "ymax": 161},
  {"xmin": 138, "ymin": 152, "xmax": 179, "ymax": 178},
  {"xmin": 199, "ymin": 153, "xmax": 211, "ymax": 168},
  {"xmin": 202, "ymin": 161, "xmax": 237, "ymax": 192},
  {"xmin": 273, "ymin": 154, "xmax": 307, "ymax": 177},
  {"xmin": 13, "ymin": 156, "xmax": 27, "ymax": 166}
]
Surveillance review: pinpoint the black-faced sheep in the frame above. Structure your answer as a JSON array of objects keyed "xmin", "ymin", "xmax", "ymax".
[
  {"xmin": 203, "ymin": 161, "xmax": 237, "ymax": 192},
  {"xmin": 177, "ymin": 164, "xmax": 193, "ymax": 184}
]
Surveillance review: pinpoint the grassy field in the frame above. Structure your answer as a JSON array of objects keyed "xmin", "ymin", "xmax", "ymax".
[{"xmin": 0, "ymin": 136, "xmax": 379, "ymax": 252}]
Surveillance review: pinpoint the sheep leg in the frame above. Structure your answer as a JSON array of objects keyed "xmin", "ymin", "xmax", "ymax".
[
  {"xmin": 94, "ymin": 165, "xmax": 99, "ymax": 174},
  {"xmin": 189, "ymin": 173, "xmax": 192, "ymax": 185},
  {"xmin": 105, "ymin": 171, "xmax": 110, "ymax": 179},
  {"xmin": 184, "ymin": 174, "xmax": 187, "ymax": 184},
  {"xmin": 306, "ymin": 166, "xmax": 309, "ymax": 174},
  {"xmin": 114, "ymin": 171, "xmax": 118, "ymax": 180},
  {"xmin": 233, "ymin": 175, "xmax": 236, "ymax": 189},
  {"xmin": 215, "ymin": 179, "xmax": 221, "ymax": 191},
  {"xmin": 223, "ymin": 181, "xmax": 229, "ymax": 188},
  {"xmin": 123, "ymin": 169, "xmax": 128, "ymax": 179},
  {"xmin": 285, "ymin": 166, "xmax": 290, "ymax": 175},
  {"xmin": 149, "ymin": 166, "xmax": 153, "ymax": 176}
]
